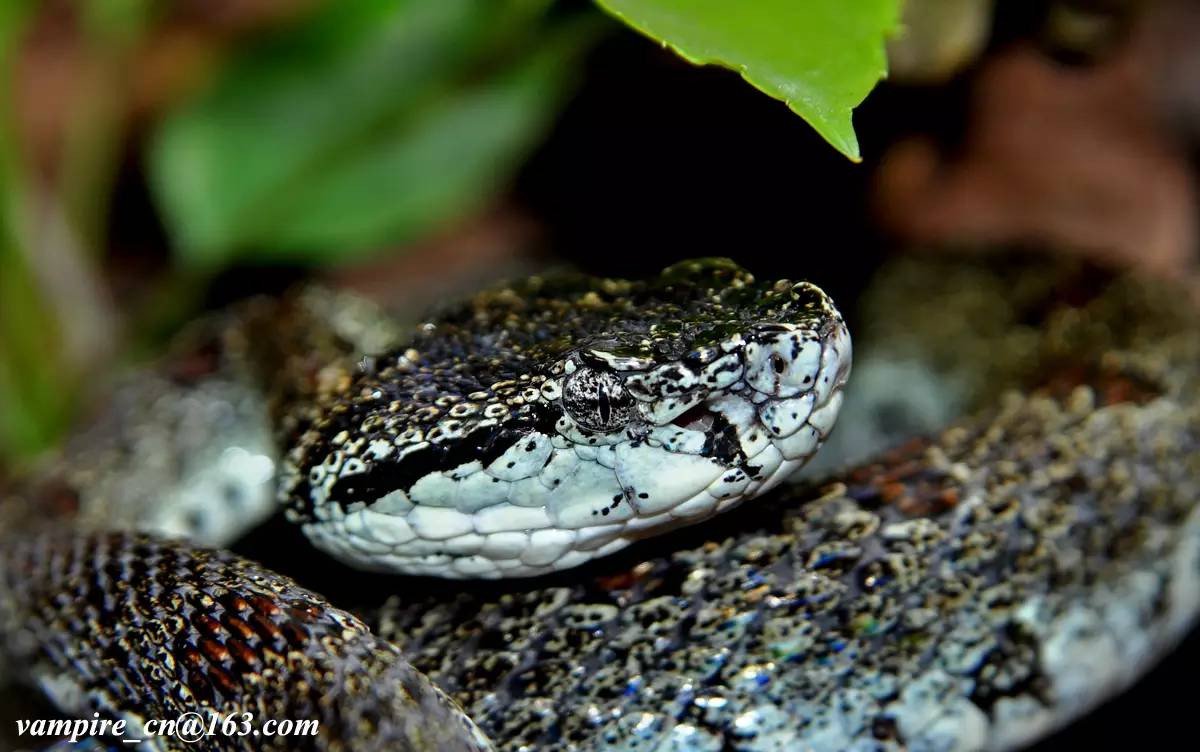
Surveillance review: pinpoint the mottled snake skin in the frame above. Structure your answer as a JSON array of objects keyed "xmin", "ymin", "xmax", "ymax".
[
  {"xmin": 0, "ymin": 532, "xmax": 490, "ymax": 751},
  {"xmin": 1, "ymin": 255, "xmax": 1197, "ymax": 751},
  {"xmin": 368, "ymin": 258, "xmax": 1200, "ymax": 751}
]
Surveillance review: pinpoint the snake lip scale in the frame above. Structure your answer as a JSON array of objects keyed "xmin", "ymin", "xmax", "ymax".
[{"xmin": 279, "ymin": 258, "xmax": 852, "ymax": 578}]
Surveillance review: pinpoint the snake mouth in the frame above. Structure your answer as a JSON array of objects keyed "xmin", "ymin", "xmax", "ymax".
[{"xmin": 670, "ymin": 403, "xmax": 717, "ymax": 433}]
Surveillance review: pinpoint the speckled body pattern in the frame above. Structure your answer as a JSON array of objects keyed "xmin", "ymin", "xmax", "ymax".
[
  {"xmin": 0, "ymin": 531, "xmax": 491, "ymax": 751},
  {"xmin": 382, "ymin": 397, "xmax": 1200, "ymax": 751},
  {"xmin": 368, "ymin": 258, "xmax": 1200, "ymax": 751},
  {"xmin": 1, "ymin": 256, "xmax": 1197, "ymax": 752},
  {"xmin": 278, "ymin": 259, "xmax": 850, "ymax": 577}
]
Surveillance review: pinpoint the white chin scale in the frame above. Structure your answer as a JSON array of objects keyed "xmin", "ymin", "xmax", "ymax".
[{"xmin": 302, "ymin": 321, "xmax": 852, "ymax": 579}]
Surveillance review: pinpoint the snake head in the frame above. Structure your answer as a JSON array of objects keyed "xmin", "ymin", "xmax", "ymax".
[{"xmin": 284, "ymin": 259, "xmax": 851, "ymax": 578}]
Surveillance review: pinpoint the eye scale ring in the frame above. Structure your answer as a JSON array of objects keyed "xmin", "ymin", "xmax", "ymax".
[{"xmin": 562, "ymin": 367, "xmax": 637, "ymax": 433}]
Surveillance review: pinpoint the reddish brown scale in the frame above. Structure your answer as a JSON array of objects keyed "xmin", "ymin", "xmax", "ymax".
[
  {"xmin": 282, "ymin": 621, "xmax": 312, "ymax": 647},
  {"xmin": 199, "ymin": 637, "xmax": 232, "ymax": 667},
  {"xmin": 196, "ymin": 613, "xmax": 224, "ymax": 637},
  {"xmin": 879, "ymin": 482, "xmax": 907, "ymax": 505},
  {"xmin": 250, "ymin": 611, "xmax": 286, "ymax": 647},
  {"xmin": 846, "ymin": 437, "xmax": 933, "ymax": 485},
  {"xmin": 224, "ymin": 613, "xmax": 256, "ymax": 642},
  {"xmin": 293, "ymin": 602, "xmax": 322, "ymax": 620},
  {"xmin": 844, "ymin": 436, "xmax": 963, "ymax": 518},
  {"xmin": 227, "ymin": 638, "xmax": 262, "ymax": 670},
  {"xmin": 180, "ymin": 647, "xmax": 206, "ymax": 672},
  {"xmin": 0, "ymin": 531, "xmax": 491, "ymax": 751},
  {"xmin": 207, "ymin": 663, "xmax": 241, "ymax": 696},
  {"xmin": 1046, "ymin": 364, "xmax": 1163, "ymax": 406},
  {"xmin": 248, "ymin": 593, "xmax": 282, "ymax": 617}
]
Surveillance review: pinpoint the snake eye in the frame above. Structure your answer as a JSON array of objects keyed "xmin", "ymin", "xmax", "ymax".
[{"xmin": 563, "ymin": 367, "xmax": 636, "ymax": 433}]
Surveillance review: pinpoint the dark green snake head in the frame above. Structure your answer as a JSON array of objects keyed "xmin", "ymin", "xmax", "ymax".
[{"xmin": 283, "ymin": 259, "xmax": 851, "ymax": 577}]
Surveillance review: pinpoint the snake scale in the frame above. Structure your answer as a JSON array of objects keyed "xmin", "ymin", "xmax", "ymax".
[{"xmin": 0, "ymin": 254, "xmax": 1198, "ymax": 751}]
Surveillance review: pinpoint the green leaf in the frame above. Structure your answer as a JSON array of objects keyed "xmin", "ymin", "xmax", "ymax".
[
  {"xmin": 596, "ymin": 0, "xmax": 899, "ymax": 160},
  {"xmin": 261, "ymin": 28, "xmax": 589, "ymax": 255},
  {"xmin": 149, "ymin": 0, "xmax": 591, "ymax": 267}
]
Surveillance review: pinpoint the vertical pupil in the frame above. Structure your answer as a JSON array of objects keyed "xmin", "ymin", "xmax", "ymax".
[{"xmin": 597, "ymin": 384, "xmax": 611, "ymax": 424}]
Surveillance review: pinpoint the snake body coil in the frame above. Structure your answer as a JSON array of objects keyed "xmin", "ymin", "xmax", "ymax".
[
  {"xmin": 0, "ymin": 531, "xmax": 490, "ymax": 751},
  {"xmin": 1, "ymin": 255, "xmax": 1197, "ymax": 752}
]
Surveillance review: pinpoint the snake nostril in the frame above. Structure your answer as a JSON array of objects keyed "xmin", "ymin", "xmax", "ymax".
[{"xmin": 771, "ymin": 354, "xmax": 787, "ymax": 374}]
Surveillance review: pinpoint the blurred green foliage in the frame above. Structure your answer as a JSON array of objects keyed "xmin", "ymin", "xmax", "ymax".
[
  {"xmin": 150, "ymin": 0, "xmax": 597, "ymax": 267},
  {"xmin": 1, "ymin": 0, "xmax": 897, "ymax": 462},
  {"xmin": 0, "ymin": 210, "xmax": 74, "ymax": 462},
  {"xmin": 597, "ymin": 0, "xmax": 899, "ymax": 160},
  {"xmin": 0, "ymin": 0, "xmax": 602, "ymax": 461},
  {"xmin": 0, "ymin": 0, "xmax": 75, "ymax": 460}
]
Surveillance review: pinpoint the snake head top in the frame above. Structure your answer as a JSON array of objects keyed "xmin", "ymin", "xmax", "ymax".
[{"xmin": 283, "ymin": 258, "xmax": 851, "ymax": 577}]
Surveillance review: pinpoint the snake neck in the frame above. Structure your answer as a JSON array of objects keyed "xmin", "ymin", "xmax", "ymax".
[{"xmin": 0, "ymin": 286, "xmax": 404, "ymax": 547}]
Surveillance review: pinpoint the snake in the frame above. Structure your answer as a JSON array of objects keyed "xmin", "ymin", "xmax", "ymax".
[{"xmin": 0, "ymin": 254, "xmax": 1197, "ymax": 751}]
